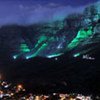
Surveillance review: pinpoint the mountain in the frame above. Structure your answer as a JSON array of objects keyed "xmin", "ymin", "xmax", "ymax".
[
  {"xmin": 0, "ymin": 2, "xmax": 100, "ymax": 95},
  {"xmin": 0, "ymin": 2, "xmax": 100, "ymax": 61}
]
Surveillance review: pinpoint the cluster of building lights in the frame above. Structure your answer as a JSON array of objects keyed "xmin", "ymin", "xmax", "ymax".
[
  {"xmin": 0, "ymin": 75, "xmax": 25, "ymax": 99},
  {"xmin": 0, "ymin": 79, "xmax": 96, "ymax": 100},
  {"xmin": 0, "ymin": 74, "xmax": 99, "ymax": 100}
]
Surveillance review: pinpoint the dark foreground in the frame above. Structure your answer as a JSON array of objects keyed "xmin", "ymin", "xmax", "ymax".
[{"xmin": 0, "ymin": 48, "xmax": 100, "ymax": 96}]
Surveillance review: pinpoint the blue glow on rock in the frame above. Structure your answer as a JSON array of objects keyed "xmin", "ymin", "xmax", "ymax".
[
  {"xmin": 13, "ymin": 55, "xmax": 17, "ymax": 59},
  {"xmin": 47, "ymin": 53, "xmax": 63, "ymax": 58},
  {"xmin": 26, "ymin": 56, "xmax": 30, "ymax": 60},
  {"xmin": 73, "ymin": 53, "xmax": 80, "ymax": 58}
]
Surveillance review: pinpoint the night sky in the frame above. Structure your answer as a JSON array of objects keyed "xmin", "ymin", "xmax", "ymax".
[
  {"xmin": 0, "ymin": 0, "xmax": 98, "ymax": 6},
  {"xmin": 0, "ymin": 0, "xmax": 99, "ymax": 25}
]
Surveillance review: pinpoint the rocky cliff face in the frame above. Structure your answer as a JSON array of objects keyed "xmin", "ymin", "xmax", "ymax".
[{"xmin": 0, "ymin": 2, "xmax": 100, "ymax": 60}]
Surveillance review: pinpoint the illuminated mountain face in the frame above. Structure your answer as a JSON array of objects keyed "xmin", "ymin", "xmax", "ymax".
[{"xmin": 0, "ymin": 2, "xmax": 100, "ymax": 60}]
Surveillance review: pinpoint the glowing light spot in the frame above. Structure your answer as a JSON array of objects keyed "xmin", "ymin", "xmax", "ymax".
[
  {"xmin": 82, "ymin": 55, "xmax": 95, "ymax": 60},
  {"xmin": 57, "ymin": 43, "xmax": 63, "ymax": 49},
  {"xmin": 55, "ymin": 58, "xmax": 58, "ymax": 60},
  {"xmin": 13, "ymin": 55, "xmax": 17, "ymax": 59},
  {"xmin": 73, "ymin": 53, "xmax": 80, "ymax": 58},
  {"xmin": 26, "ymin": 56, "xmax": 30, "ymax": 60},
  {"xmin": 47, "ymin": 53, "xmax": 63, "ymax": 58}
]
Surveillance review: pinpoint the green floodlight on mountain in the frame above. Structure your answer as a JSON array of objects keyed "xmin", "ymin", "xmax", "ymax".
[{"xmin": 20, "ymin": 43, "xmax": 30, "ymax": 53}]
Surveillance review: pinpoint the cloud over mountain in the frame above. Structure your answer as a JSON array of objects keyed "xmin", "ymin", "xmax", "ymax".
[{"xmin": 0, "ymin": 3, "xmax": 85, "ymax": 26}]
